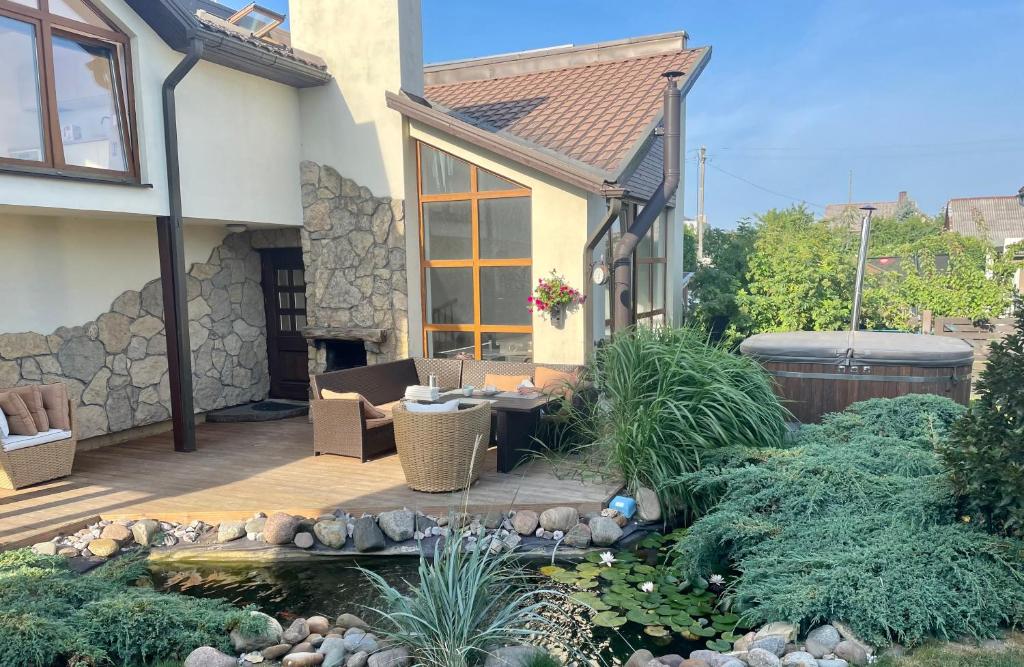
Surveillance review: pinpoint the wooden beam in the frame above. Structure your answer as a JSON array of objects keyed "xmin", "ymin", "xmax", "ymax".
[
  {"xmin": 157, "ymin": 216, "xmax": 196, "ymax": 452},
  {"xmin": 302, "ymin": 327, "xmax": 388, "ymax": 344}
]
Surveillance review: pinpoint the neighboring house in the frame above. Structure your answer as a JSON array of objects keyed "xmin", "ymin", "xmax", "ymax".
[
  {"xmin": 824, "ymin": 191, "xmax": 922, "ymax": 227},
  {"xmin": 0, "ymin": 0, "xmax": 709, "ymax": 449},
  {"xmin": 944, "ymin": 195, "xmax": 1024, "ymax": 250}
]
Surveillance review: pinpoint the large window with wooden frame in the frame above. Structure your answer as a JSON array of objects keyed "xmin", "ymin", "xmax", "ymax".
[
  {"xmin": 0, "ymin": 0, "xmax": 137, "ymax": 181},
  {"xmin": 635, "ymin": 209, "xmax": 668, "ymax": 327},
  {"xmin": 417, "ymin": 142, "xmax": 533, "ymax": 361}
]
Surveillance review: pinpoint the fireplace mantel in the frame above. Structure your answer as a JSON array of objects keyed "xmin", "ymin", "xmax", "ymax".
[{"xmin": 302, "ymin": 327, "xmax": 387, "ymax": 344}]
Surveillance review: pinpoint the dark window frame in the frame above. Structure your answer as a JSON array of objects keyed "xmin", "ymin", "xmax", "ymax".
[{"xmin": 0, "ymin": 0, "xmax": 139, "ymax": 183}]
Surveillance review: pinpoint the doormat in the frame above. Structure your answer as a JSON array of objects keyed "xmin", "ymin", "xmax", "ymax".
[{"xmin": 206, "ymin": 400, "xmax": 309, "ymax": 423}]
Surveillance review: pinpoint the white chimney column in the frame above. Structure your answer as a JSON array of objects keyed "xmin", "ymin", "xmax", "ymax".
[{"xmin": 289, "ymin": 0, "xmax": 423, "ymax": 199}]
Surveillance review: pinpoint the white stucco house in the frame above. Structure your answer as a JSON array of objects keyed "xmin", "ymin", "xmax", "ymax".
[{"xmin": 0, "ymin": 0, "xmax": 709, "ymax": 450}]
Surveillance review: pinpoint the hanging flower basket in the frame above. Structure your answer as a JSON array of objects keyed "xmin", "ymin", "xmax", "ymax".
[{"xmin": 528, "ymin": 271, "xmax": 585, "ymax": 325}]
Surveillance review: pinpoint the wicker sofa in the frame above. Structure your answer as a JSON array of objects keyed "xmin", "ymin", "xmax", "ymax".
[
  {"xmin": 309, "ymin": 358, "xmax": 583, "ymax": 462},
  {"xmin": 0, "ymin": 385, "xmax": 77, "ymax": 490}
]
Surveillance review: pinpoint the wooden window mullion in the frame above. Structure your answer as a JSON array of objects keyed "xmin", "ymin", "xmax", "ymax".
[{"xmin": 38, "ymin": 18, "xmax": 66, "ymax": 170}]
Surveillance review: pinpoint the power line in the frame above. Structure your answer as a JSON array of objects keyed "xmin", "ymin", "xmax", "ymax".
[
  {"xmin": 707, "ymin": 162, "xmax": 825, "ymax": 210},
  {"xmin": 713, "ymin": 136, "xmax": 1024, "ymax": 152}
]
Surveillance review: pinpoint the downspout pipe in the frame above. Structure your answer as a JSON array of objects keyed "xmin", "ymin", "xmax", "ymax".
[
  {"xmin": 583, "ymin": 197, "xmax": 622, "ymax": 354},
  {"xmin": 612, "ymin": 71, "xmax": 683, "ymax": 333},
  {"xmin": 158, "ymin": 37, "xmax": 203, "ymax": 453}
]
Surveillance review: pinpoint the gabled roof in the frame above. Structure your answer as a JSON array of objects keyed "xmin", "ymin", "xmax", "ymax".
[
  {"xmin": 390, "ymin": 32, "xmax": 711, "ymax": 197},
  {"xmin": 824, "ymin": 191, "xmax": 921, "ymax": 225},
  {"xmin": 124, "ymin": 0, "xmax": 330, "ymax": 88},
  {"xmin": 945, "ymin": 196, "xmax": 1024, "ymax": 248}
]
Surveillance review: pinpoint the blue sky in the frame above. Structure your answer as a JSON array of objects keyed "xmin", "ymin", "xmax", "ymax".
[{"xmin": 255, "ymin": 1, "xmax": 1023, "ymax": 228}]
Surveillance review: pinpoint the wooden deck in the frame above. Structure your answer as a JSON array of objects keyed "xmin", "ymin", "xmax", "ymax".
[{"xmin": 0, "ymin": 417, "xmax": 619, "ymax": 549}]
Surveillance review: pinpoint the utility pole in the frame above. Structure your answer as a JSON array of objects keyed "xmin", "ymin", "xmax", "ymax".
[
  {"xmin": 848, "ymin": 169, "xmax": 853, "ymax": 204},
  {"xmin": 697, "ymin": 145, "xmax": 706, "ymax": 263}
]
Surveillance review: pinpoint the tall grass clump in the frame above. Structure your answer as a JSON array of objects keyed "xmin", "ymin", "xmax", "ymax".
[
  {"xmin": 361, "ymin": 526, "xmax": 582, "ymax": 667},
  {"xmin": 674, "ymin": 394, "xmax": 1024, "ymax": 647},
  {"xmin": 564, "ymin": 326, "xmax": 788, "ymax": 518}
]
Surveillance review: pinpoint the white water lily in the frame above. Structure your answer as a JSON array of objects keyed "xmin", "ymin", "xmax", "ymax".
[
  {"xmin": 640, "ymin": 581, "xmax": 655, "ymax": 593},
  {"xmin": 709, "ymin": 574, "xmax": 726, "ymax": 586},
  {"xmin": 599, "ymin": 551, "xmax": 616, "ymax": 567}
]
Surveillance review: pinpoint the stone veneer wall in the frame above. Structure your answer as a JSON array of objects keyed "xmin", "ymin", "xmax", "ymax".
[
  {"xmin": 0, "ymin": 231, "xmax": 291, "ymax": 440},
  {"xmin": 300, "ymin": 161, "xmax": 408, "ymax": 369}
]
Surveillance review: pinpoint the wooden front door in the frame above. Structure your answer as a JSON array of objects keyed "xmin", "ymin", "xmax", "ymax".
[{"xmin": 261, "ymin": 249, "xmax": 310, "ymax": 400}]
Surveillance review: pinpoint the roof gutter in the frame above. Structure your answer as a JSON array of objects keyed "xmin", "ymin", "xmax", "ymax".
[
  {"xmin": 612, "ymin": 71, "xmax": 683, "ymax": 333},
  {"xmin": 157, "ymin": 37, "xmax": 203, "ymax": 453}
]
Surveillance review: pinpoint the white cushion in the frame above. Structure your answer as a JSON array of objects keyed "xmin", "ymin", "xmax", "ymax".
[
  {"xmin": 2, "ymin": 428, "xmax": 72, "ymax": 452},
  {"xmin": 0, "ymin": 409, "xmax": 8, "ymax": 438},
  {"xmin": 403, "ymin": 399, "xmax": 461, "ymax": 414}
]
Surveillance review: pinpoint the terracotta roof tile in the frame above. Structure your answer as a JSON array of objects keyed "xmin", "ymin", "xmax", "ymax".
[{"xmin": 424, "ymin": 48, "xmax": 706, "ymax": 177}]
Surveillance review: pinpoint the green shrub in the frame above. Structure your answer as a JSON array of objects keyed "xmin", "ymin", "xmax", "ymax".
[
  {"xmin": 361, "ymin": 523, "xmax": 583, "ymax": 667},
  {"xmin": 674, "ymin": 394, "xmax": 1024, "ymax": 646},
  {"xmin": 941, "ymin": 306, "xmax": 1024, "ymax": 537},
  {"xmin": 562, "ymin": 326, "xmax": 788, "ymax": 518},
  {"xmin": 0, "ymin": 550, "xmax": 258, "ymax": 666}
]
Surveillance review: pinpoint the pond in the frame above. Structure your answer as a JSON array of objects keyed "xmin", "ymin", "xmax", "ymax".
[{"xmin": 151, "ymin": 556, "xmax": 705, "ymax": 664}]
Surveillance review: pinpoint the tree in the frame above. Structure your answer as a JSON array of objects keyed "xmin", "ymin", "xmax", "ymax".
[
  {"xmin": 736, "ymin": 206, "xmax": 859, "ymax": 333},
  {"xmin": 686, "ymin": 220, "xmax": 757, "ymax": 341}
]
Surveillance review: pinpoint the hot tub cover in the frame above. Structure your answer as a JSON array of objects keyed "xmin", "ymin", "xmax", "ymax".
[{"xmin": 739, "ymin": 331, "xmax": 974, "ymax": 367}]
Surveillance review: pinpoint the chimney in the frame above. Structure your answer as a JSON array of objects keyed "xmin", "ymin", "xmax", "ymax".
[
  {"xmin": 898, "ymin": 191, "xmax": 908, "ymax": 204},
  {"xmin": 289, "ymin": 0, "xmax": 423, "ymax": 199}
]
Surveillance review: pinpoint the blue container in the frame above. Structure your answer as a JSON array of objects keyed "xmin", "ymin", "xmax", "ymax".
[{"xmin": 608, "ymin": 495, "xmax": 636, "ymax": 519}]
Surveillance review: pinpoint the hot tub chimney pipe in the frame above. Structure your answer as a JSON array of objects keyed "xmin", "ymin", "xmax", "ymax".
[
  {"xmin": 850, "ymin": 205, "xmax": 875, "ymax": 337},
  {"xmin": 612, "ymin": 71, "xmax": 683, "ymax": 332}
]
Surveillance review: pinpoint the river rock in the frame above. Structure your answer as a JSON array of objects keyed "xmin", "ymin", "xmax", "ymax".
[
  {"xmin": 805, "ymin": 624, "xmax": 841, "ymax": 657},
  {"xmin": 780, "ymin": 652, "xmax": 817, "ymax": 667},
  {"xmin": 264, "ymin": 513, "xmax": 301, "ymax": 545},
  {"xmin": 755, "ymin": 623, "xmax": 799, "ymax": 643},
  {"xmin": 290, "ymin": 642, "xmax": 315, "ymax": 654},
  {"xmin": 100, "ymin": 524, "xmax": 132, "ymax": 542},
  {"xmin": 87, "ymin": 538, "xmax": 119, "ymax": 558},
  {"xmin": 283, "ymin": 653, "xmax": 325, "ymax": 667},
  {"xmin": 835, "ymin": 640, "xmax": 868, "ymax": 666},
  {"xmin": 687, "ymin": 651, "xmax": 725, "ymax": 666},
  {"xmin": 415, "ymin": 514, "xmax": 438, "ymax": 533},
  {"xmin": 217, "ymin": 521, "xmax": 246, "ymax": 543},
  {"xmin": 635, "ymin": 487, "xmax": 661, "ymax": 522},
  {"xmin": 512, "ymin": 510, "xmax": 539, "ymax": 535},
  {"xmin": 335, "ymin": 613, "xmax": 370, "ymax": 631},
  {"xmin": 368, "ymin": 647, "xmax": 411, "ymax": 667},
  {"xmin": 353, "ymin": 517, "xmax": 385, "ymax": 552},
  {"xmin": 307, "ymin": 615, "xmax": 331, "ymax": 635},
  {"xmin": 294, "ymin": 532, "xmax": 315, "ymax": 549},
  {"xmin": 246, "ymin": 516, "xmax": 268, "ymax": 535},
  {"xmin": 377, "ymin": 509, "xmax": 415, "ymax": 541},
  {"xmin": 484, "ymin": 645, "xmax": 548, "ymax": 667},
  {"xmin": 678, "ymin": 660, "xmax": 710, "ymax": 667},
  {"xmin": 185, "ymin": 646, "xmax": 237, "ymax": 667},
  {"xmin": 588, "ymin": 516, "xmax": 624, "ymax": 546},
  {"xmin": 816, "ymin": 660, "xmax": 849, "ymax": 667},
  {"xmin": 283, "ymin": 618, "xmax": 311, "ymax": 644},
  {"xmin": 539, "ymin": 506, "xmax": 578, "ymax": 532},
  {"xmin": 750, "ymin": 635, "xmax": 786, "ymax": 657},
  {"xmin": 131, "ymin": 519, "xmax": 160, "ymax": 546},
  {"xmin": 347, "ymin": 651, "xmax": 369, "ymax": 667},
  {"xmin": 322, "ymin": 644, "xmax": 347, "ymax": 667},
  {"xmin": 746, "ymin": 648, "xmax": 781, "ymax": 667},
  {"xmin": 627, "ymin": 649, "xmax": 655, "ymax": 667},
  {"xmin": 32, "ymin": 542, "xmax": 58, "ymax": 556},
  {"xmin": 231, "ymin": 611, "xmax": 284, "ymax": 652},
  {"xmin": 262, "ymin": 645, "xmax": 292, "ymax": 660},
  {"xmin": 343, "ymin": 629, "xmax": 378, "ymax": 653},
  {"xmin": 314, "ymin": 520, "xmax": 348, "ymax": 549},
  {"xmin": 563, "ymin": 523, "xmax": 591, "ymax": 548}
]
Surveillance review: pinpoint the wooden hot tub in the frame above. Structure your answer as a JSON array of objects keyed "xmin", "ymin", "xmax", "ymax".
[{"xmin": 740, "ymin": 331, "xmax": 973, "ymax": 423}]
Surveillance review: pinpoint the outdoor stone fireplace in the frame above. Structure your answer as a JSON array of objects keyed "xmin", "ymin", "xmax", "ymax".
[{"xmin": 300, "ymin": 161, "xmax": 408, "ymax": 375}]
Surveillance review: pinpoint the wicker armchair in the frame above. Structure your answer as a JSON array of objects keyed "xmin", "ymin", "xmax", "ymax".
[
  {"xmin": 0, "ymin": 397, "xmax": 77, "ymax": 490},
  {"xmin": 392, "ymin": 401, "xmax": 492, "ymax": 492}
]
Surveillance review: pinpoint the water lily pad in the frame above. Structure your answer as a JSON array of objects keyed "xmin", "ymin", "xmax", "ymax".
[
  {"xmin": 571, "ymin": 591, "xmax": 610, "ymax": 611},
  {"xmin": 540, "ymin": 565, "xmax": 566, "ymax": 576},
  {"xmin": 644, "ymin": 625, "xmax": 670, "ymax": 638},
  {"xmin": 689, "ymin": 624, "xmax": 716, "ymax": 638},
  {"xmin": 706, "ymin": 639, "xmax": 732, "ymax": 652},
  {"xmin": 592, "ymin": 611, "xmax": 627, "ymax": 628},
  {"xmin": 626, "ymin": 608, "xmax": 661, "ymax": 625},
  {"xmin": 584, "ymin": 552, "xmax": 606, "ymax": 564}
]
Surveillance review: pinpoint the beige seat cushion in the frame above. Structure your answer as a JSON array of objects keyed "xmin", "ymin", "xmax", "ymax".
[
  {"xmin": 365, "ymin": 417, "xmax": 394, "ymax": 430},
  {"xmin": 535, "ymin": 367, "xmax": 578, "ymax": 396},
  {"xmin": 9, "ymin": 386, "xmax": 49, "ymax": 432},
  {"xmin": 0, "ymin": 392, "xmax": 38, "ymax": 437},
  {"xmin": 320, "ymin": 389, "xmax": 387, "ymax": 419},
  {"xmin": 483, "ymin": 374, "xmax": 531, "ymax": 392},
  {"xmin": 37, "ymin": 383, "xmax": 70, "ymax": 431},
  {"xmin": 376, "ymin": 400, "xmax": 401, "ymax": 417}
]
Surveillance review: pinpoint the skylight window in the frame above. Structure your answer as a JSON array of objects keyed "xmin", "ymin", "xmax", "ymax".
[{"xmin": 226, "ymin": 3, "xmax": 284, "ymax": 40}]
